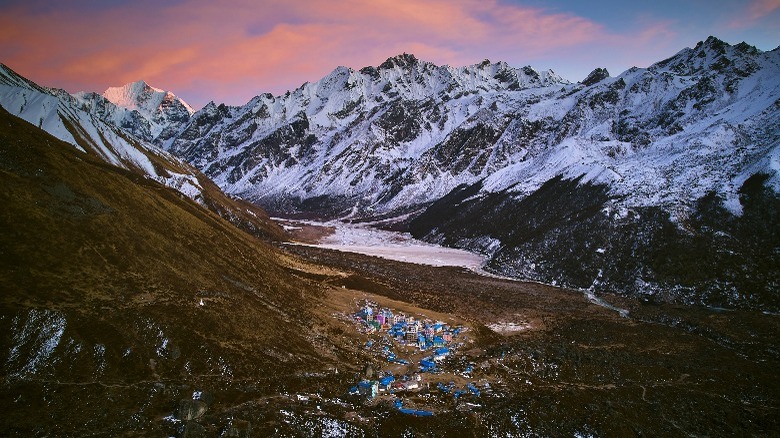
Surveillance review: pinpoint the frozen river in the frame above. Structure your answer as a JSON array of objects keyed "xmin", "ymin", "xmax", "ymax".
[{"xmin": 300, "ymin": 220, "xmax": 486, "ymax": 270}]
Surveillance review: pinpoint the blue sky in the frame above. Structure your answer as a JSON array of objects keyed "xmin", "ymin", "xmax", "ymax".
[{"xmin": 515, "ymin": 0, "xmax": 778, "ymax": 46}]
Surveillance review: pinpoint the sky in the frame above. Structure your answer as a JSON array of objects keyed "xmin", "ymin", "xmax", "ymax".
[{"xmin": 0, "ymin": 0, "xmax": 777, "ymax": 109}]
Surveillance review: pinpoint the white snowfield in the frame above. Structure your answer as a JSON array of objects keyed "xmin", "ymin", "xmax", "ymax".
[
  {"xmin": 487, "ymin": 321, "xmax": 533, "ymax": 333},
  {"xmin": 304, "ymin": 220, "xmax": 486, "ymax": 269},
  {"xmin": 299, "ymin": 220, "xmax": 633, "ymax": 317}
]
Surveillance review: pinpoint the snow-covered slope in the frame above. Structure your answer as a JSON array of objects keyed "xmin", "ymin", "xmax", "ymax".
[
  {"xmin": 0, "ymin": 63, "xmax": 203, "ymax": 199},
  {"xmin": 478, "ymin": 38, "xmax": 780, "ymax": 216},
  {"xmin": 71, "ymin": 79, "xmax": 193, "ymax": 146},
  {"xmin": 162, "ymin": 39, "xmax": 779, "ymax": 223},
  {"xmin": 163, "ymin": 53, "xmax": 569, "ymax": 216}
]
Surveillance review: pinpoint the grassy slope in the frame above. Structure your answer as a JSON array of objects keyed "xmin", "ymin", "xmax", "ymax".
[{"xmin": 0, "ymin": 106, "xmax": 346, "ymax": 435}]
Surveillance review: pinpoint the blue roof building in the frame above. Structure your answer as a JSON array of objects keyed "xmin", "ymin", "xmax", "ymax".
[
  {"xmin": 357, "ymin": 380, "xmax": 378, "ymax": 399},
  {"xmin": 420, "ymin": 358, "xmax": 436, "ymax": 372}
]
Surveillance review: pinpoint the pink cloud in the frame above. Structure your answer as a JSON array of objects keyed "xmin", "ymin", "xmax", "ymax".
[
  {"xmin": 0, "ymin": 0, "xmax": 677, "ymax": 108},
  {"xmin": 748, "ymin": 0, "xmax": 780, "ymax": 19},
  {"xmin": 728, "ymin": 0, "xmax": 780, "ymax": 28}
]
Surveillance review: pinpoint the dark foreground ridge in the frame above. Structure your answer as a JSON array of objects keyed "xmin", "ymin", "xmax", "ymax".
[{"xmin": 0, "ymin": 106, "xmax": 350, "ymax": 435}]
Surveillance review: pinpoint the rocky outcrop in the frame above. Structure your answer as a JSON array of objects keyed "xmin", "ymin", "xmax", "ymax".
[{"xmin": 581, "ymin": 67, "xmax": 609, "ymax": 86}]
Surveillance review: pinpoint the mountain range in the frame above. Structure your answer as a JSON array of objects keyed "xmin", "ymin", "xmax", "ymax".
[
  {"xmin": 1, "ymin": 36, "xmax": 777, "ymax": 310},
  {"xmin": 160, "ymin": 38, "xmax": 778, "ymax": 221}
]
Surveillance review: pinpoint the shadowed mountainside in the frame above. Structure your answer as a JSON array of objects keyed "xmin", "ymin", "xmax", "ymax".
[
  {"xmin": 0, "ymin": 106, "xmax": 350, "ymax": 435},
  {"xmin": 409, "ymin": 175, "xmax": 780, "ymax": 311}
]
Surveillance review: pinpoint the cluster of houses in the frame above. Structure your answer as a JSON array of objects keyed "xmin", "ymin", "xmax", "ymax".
[
  {"xmin": 354, "ymin": 373, "xmax": 422, "ymax": 399},
  {"xmin": 355, "ymin": 301, "xmax": 465, "ymax": 351},
  {"xmin": 348, "ymin": 300, "xmax": 476, "ymax": 407}
]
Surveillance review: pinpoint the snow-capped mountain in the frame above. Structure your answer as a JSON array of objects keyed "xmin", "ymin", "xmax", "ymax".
[
  {"xmin": 163, "ymin": 53, "xmax": 568, "ymax": 215},
  {"xmin": 161, "ymin": 39, "xmax": 778, "ymax": 223},
  {"xmin": 0, "ymin": 64, "xmax": 283, "ymax": 241},
  {"xmin": 73, "ymin": 79, "xmax": 193, "ymax": 145},
  {"xmin": 0, "ymin": 63, "xmax": 204, "ymax": 199},
  {"xmin": 155, "ymin": 37, "xmax": 778, "ymax": 309}
]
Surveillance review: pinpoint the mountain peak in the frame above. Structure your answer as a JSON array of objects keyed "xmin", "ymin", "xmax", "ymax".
[
  {"xmin": 696, "ymin": 36, "xmax": 728, "ymax": 51},
  {"xmin": 130, "ymin": 79, "xmax": 150, "ymax": 88},
  {"xmin": 103, "ymin": 80, "xmax": 193, "ymax": 117},
  {"xmin": 650, "ymin": 35, "xmax": 764, "ymax": 76},
  {"xmin": 104, "ymin": 80, "xmax": 155, "ymax": 107},
  {"xmin": 581, "ymin": 68, "xmax": 610, "ymax": 86},
  {"xmin": 734, "ymin": 41, "xmax": 760, "ymax": 56},
  {"xmin": 379, "ymin": 53, "xmax": 419, "ymax": 70},
  {"xmin": 687, "ymin": 36, "xmax": 731, "ymax": 60}
]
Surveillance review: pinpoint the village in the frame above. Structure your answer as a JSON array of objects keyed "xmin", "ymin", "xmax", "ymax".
[{"xmin": 343, "ymin": 299, "xmax": 491, "ymax": 416}]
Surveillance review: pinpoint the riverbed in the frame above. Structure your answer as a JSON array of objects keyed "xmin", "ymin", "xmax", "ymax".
[{"xmin": 283, "ymin": 219, "xmax": 486, "ymax": 270}]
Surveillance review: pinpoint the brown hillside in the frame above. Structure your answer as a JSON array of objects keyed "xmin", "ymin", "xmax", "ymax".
[{"xmin": 0, "ymin": 106, "xmax": 349, "ymax": 436}]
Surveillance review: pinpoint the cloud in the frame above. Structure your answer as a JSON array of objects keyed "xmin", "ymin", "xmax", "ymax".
[
  {"xmin": 0, "ymin": 0, "xmax": 689, "ymax": 108},
  {"xmin": 748, "ymin": 0, "xmax": 780, "ymax": 20},
  {"xmin": 728, "ymin": 0, "xmax": 780, "ymax": 28}
]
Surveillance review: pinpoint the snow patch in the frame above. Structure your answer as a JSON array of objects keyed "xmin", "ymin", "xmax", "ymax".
[
  {"xmin": 6, "ymin": 309, "xmax": 67, "ymax": 379},
  {"xmin": 305, "ymin": 220, "xmax": 485, "ymax": 269},
  {"xmin": 487, "ymin": 321, "xmax": 533, "ymax": 333}
]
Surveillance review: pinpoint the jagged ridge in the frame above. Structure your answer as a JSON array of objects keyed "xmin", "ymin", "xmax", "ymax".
[
  {"xmin": 162, "ymin": 54, "xmax": 568, "ymax": 216},
  {"xmin": 160, "ymin": 39, "xmax": 778, "ymax": 223}
]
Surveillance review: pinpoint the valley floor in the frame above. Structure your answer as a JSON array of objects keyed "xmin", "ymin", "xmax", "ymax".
[
  {"xmin": 273, "ymin": 236, "xmax": 780, "ymax": 436},
  {"xmin": 3, "ymin": 207, "xmax": 777, "ymax": 436}
]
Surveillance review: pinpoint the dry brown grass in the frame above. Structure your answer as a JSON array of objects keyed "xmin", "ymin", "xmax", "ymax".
[{"xmin": 0, "ymin": 107, "xmax": 364, "ymax": 435}]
